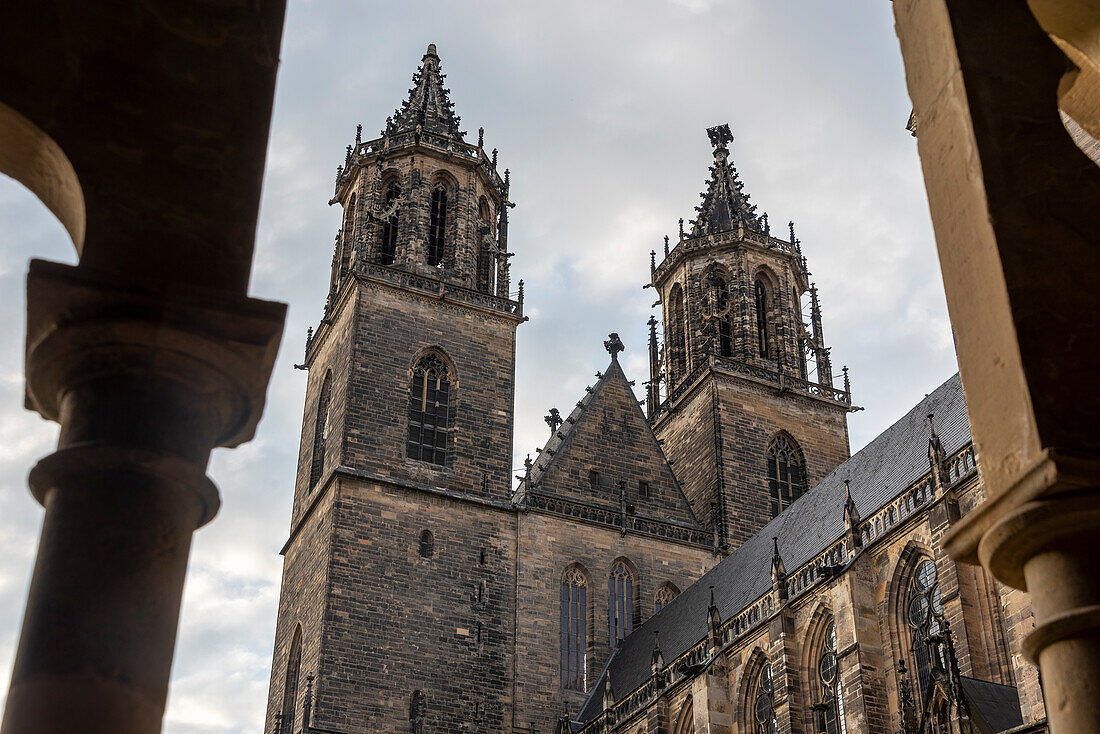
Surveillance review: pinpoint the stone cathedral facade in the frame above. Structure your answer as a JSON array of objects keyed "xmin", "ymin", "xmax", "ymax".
[{"xmin": 264, "ymin": 46, "xmax": 1047, "ymax": 734}]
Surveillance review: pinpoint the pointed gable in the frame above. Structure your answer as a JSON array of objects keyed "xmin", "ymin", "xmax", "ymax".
[
  {"xmin": 527, "ymin": 358, "xmax": 700, "ymax": 528},
  {"xmin": 385, "ymin": 43, "xmax": 464, "ymax": 141},
  {"xmin": 691, "ymin": 124, "xmax": 761, "ymax": 237}
]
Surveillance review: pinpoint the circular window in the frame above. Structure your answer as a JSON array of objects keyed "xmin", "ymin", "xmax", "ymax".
[
  {"xmin": 818, "ymin": 651, "xmax": 837, "ymax": 684},
  {"xmin": 908, "ymin": 595, "xmax": 930, "ymax": 628},
  {"xmin": 755, "ymin": 694, "xmax": 773, "ymax": 721},
  {"xmin": 915, "ymin": 559, "xmax": 937, "ymax": 592}
]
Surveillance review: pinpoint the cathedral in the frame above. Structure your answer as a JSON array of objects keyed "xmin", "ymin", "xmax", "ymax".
[{"xmin": 264, "ymin": 45, "xmax": 1047, "ymax": 734}]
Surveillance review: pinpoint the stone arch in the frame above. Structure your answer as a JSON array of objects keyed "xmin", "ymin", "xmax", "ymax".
[
  {"xmin": 0, "ymin": 102, "xmax": 85, "ymax": 250},
  {"xmin": 376, "ymin": 169, "xmax": 404, "ymax": 265},
  {"xmin": 798, "ymin": 602, "xmax": 834, "ymax": 732},
  {"xmin": 281, "ymin": 623, "xmax": 303, "ymax": 733},
  {"xmin": 418, "ymin": 528, "xmax": 434, "ymax": 558},
  {"xmin": 428, "ymin": 169, "xmax": 459, "ymax": 268},
  {"xmin": 737, "ymin": 646, "xmax": 772, "ymax": 734},
  {"xmin": 702, "ymin": 263, "xmax": 735, "ymax": 357},
  {"xmin": 408, "ymin": 346, "xmax": 458, "ymax": 387},
  {"xmin": 674, "ymin": 696, "xmax": 694, "ymax": 734},
  {"xmin": 886, "ymin": 538, "xmax": 939, "ymax": 709}
]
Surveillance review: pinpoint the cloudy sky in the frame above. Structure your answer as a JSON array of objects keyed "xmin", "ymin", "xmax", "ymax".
[{"xmin": 0, "ymin": 1, "xmax": 959, "ymax": 731}]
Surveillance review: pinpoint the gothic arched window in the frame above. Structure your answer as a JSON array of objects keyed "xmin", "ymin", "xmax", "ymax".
[
  {"xmin": 905, "ymin": 558, "xmax": 946, "ymax": 705},
  {"xmin": 816, "ymin": 622, "xmax": 847, "ymax": 734},
  {"xmin": 418, "ymin": 529, "xmax": 434, "ymax": 559},
  {"xmin": 379, "ymin": 181, "xmax": 401, "ymax": 265},
  {"xmin": 752, "ymin": 662, "xmax": 778, "ymax": 734},
  {"xmin": 608, "ymin": 560, "xmax": 635, "ymax": 645},
  {"xmin": 332, "ymin": 193, "xmax": 355, "ymax": 291},
  {"xmin": 755, "ymin": 279, "xmax": 772, "ymax": 359},
  {"xmin": 655, "ymin": 583, "xmax": 679, "ymax": 613},
  {"xmin": 706, "ymin": 271, "xmax": 733, "ymax": 357},
  {"xmin": 668, "ymin": 284, "xmax": 687, "ymax": 382},
  {"xmin": 309, "ymin": 371, "xmax": 332, "ymax": 491},
  {"xmin": 428, "ymin": 184, "xmax": 448, "ymax": 266},
  {"xmin": 281, "ymin": 625, "xmax": 302, "ymax": 734},
  {"xmin": 561, "ymin": 566, "xmax": 587, "ymax": 691},
  {"xmin": 767, "ymin": 434, "xmax": 806, "ymax": 517},
  {"xmin": 407, "ymin": 354, "xmax": 451, "ymax": 466}
]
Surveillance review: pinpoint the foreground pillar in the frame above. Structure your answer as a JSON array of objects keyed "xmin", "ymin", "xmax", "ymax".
[
  {"xmin": 0, "ymin": 3, "xmax": 289, "ymax": 732},
  {"xmin": 891, "ymin": 1, "xmax": 1100, "ymax": 732}
]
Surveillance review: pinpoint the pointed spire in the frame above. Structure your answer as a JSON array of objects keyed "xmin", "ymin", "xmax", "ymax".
[
  {"xmin": 843, "ymin": 365, "xmax": 851, "ymax": 397},
  {"xmin": 692, "ymin": 124, "xmax": 761, "ymax": 237},
  {"xmin": 647, "ymin": 315, "xmax": 661, "ymax": 418},
  {"xmin": 771, "ymin": 537, "xmax": 787, "ymax": 585},
  {"xmin": 707, "ymin": 585, "xmax": 722, "ymax": 639},
  {"xmin": 602, "ymin": 667, "xmax": 615, "ymax": 714},
  {"xmin": 355, "ymin": 124, "xmax": 362, "ymax": 147},
  {"xmin": 388, "ymin": 44, "xmax": 464, "ymax": 140},
  {"xmin": 555, "ymin": 703, "xmax": 573, "ymax": 734},
  {"xmin": 477, "ymin": 126, "xmax": 484, "ymax": 149},
  {"xmin": 650, "ymin": 249, "xmax": 656, "ymax": 273},
  {"xmin": 844, "ymin": 479, "xmax": 862, "ymax": 551},
  {"xmin": 928, "ymin": 413, "xmax": 947, "ymax": 490},
  {"xmin": 664, "ymin": 234, "xmax": 670, "ymax": 257},
  {"xmin": 651, "ymin": 630, "xmax": 665, "ymax": 676}
]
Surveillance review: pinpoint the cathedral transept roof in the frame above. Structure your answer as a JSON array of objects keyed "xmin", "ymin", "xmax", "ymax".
[{"xmin": 579, "ymin": 372, "xmax": 972, "ymax": 723}]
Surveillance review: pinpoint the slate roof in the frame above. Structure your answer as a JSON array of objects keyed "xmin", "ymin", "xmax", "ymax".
[
  {"xmin": 959, "ymin": 676, "xmax": 1024, "ymax": 733},
  {"xmin": 579, "ymin": 373, "xmax": 971, "ymax": 722},
  {"xmin": 384, "ymin": 44, "xmax": 464, "ymax": 141}
]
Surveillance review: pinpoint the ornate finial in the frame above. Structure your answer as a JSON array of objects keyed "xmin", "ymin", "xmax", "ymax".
[
  {"xmin": 544, "ymin": 408, "xmax": 563, "ymax": 434},
  {"xmin": 335, "ymin": 164, "xmax": 343, "ymax": 184},
  {"xmin": 355, "ymin": 124, "xmax": 362, "ymax": 146},
  {"xmin": 761, "ymin": 212, "xmax": 769, "ymax": 235},
  {"xmin": 650, "ymin": 250, "xmax": 656, "ymax": 273},
  {"xmin": 426, "ymin": 43, "xmax": 437, "ymax": 56},
  {"xmin": 663, "ymin": 234, "xmax": 670, "ymax": 257},
  {"xmin": 517, "ymin": 279, "xmax": 524, "ymax": 305},
  {"xmin": 678, "ymin": 217, "xmax": 685, "ymax": 241},
  {"xmin": 843, "ymin": 365, "xmax": 851, "ymax": 395},
  {"xmin": 492, "ymin": 148, "xmax": 498, "ymax": 169},
  {"xmin": 303, "ymin": 673, "xmax": 315, "ymax": 727},
  {"xmin": 706, "ymin": 123, "xmax": 733, "ymax": 151},
  {"xmin": 604, "ymin": 333, "xmax": 625, "ymax": 360},
  {"xmin": 651, "ymin": 630, "xmax": 665, "ymax": 675},
  {"xmin": 504, "ymin": 168, "xmax": 510, "ymax": 188},
  {"xmin": 345, "ymin": 144, "xmax": 353, "ymax": 166},
  {"xmin": 709, "ymin": 584, "xmax": 716, "ymax": 607},
  {"xmin": 789, "ymin": 220, "xmax": 796, "ymax": 244},
  {"xmin": 478, "ymin": 126, "xmax": 484, "ymax": 148}
]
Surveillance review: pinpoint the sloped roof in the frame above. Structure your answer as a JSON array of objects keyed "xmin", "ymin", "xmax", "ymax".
[
  {"xmin": 959, "ymin": 677, "xmax": 1024, "ymax": 733},
  {"xmin": 579, "ymin": 373, "xmax": 971, "ymax": 722},
  {"xmin": 384, "ymin": 44, "xmax": 464, "ymax": 141},
  {"xmin": 524, "ymin": 357, "xmax": 701, "ymax": 528}
]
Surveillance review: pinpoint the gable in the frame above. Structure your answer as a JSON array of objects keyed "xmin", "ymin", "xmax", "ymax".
[{"xmin": 527, "ymin": 359, "xmax": 700, "ymax": 527}]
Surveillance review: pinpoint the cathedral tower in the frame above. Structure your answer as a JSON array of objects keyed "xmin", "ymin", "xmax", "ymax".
[
  {"xmin": 265, "ymin": 45, "xmax": 524, "ymax": 733},
  {"xmin": 649, "ymin": 124, "xmax": 854, "ymax": 549}
]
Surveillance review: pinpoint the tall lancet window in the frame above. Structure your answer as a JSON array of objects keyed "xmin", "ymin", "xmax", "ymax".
[
  {"xmin": 755, "ymin": 279, "xmax": 772, "ymax": 358},
  {"xmin": 379, "ymin": 181, "xmax": 401, "ymax": 265},
  {"xmin": 752, "ymin": 663, "xmax": 778, "ymax": 734},
  {"xmin": 668, "ymin": 284, "xmax": 687, "ymax": 382},
  {"xmin": 561, "ymin": 566, "xmax": 587, "ymax": 691},
  {"xmin": 905, "ymin": 557, "xmax": 946, "ymax": 705},
  {"xmin": 333, "ymin": 193, "xmax": 355, "ymax": 292},
  {"xmin": 309, "ymin": 371, "xmax": 332, "ymax": 491},
  {"xmin": 766, "ymin": 434, "xmax": 805, "ymax": 517},
  {"xmin": 608, "ymin": 560, "xmax": 635, "ymax": 645},
  {"xmin": 407, "ymin": 353, "xmax": 451, "ymax": 466},
  {"xmin": 428, "ymin": 184, "xmax": 448, "ymax": 266},
  {"xmin": 707, "ymin": 271, "xmax": 733, "ymax": 357},
  {"xmin": 281, "ymin": 626, "xmax": 302, "ymax": 734},
  {"xmin": 817, "ymin": 622, "xmax": 847, "ymax": 734}
]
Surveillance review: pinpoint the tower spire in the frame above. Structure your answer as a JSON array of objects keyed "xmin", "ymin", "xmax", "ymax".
[
  {"xmin": 386, "ymin": 44, "xmax": 464, "ymax": 141},
  {"xmin": 691, "ymin": 124, "xmax": 761, "ymax": 237}
]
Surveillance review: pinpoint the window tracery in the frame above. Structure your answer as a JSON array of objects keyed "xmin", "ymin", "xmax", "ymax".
[
  {"xmin": 608, "ymin": 560, "xmax": 635, "ymax": 645},
  {"xmin": 654, "ymin": 583, "xmax": 679, "ymax": 613},
  {"xmin": 753, "ymin": 663, "xmax": 778, "ymax": 734},
  {"xmin": 428, "ymin": 183, "xmax": 448, "ymax": 266},
  {"xmin": 407, "ymin": 354, "xmax": 451, "ymax": 466},
  {"xmin": 816, "ymin": 622, "xmax": 847, "ymax": 734},
  {"xmin": 767, "ymin": 434, "xmax": 806, "ymax": 517},
  {"xmin": 379, "ymin": 181, "xmax": 401, "ymax": 265},
  {"xmin": 906, "ymin": 558, "xmax": 947, "ymax": 705},
  {"xmin": 561, "ymin": 566, "xmax": 587, "ymax": 691}
]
